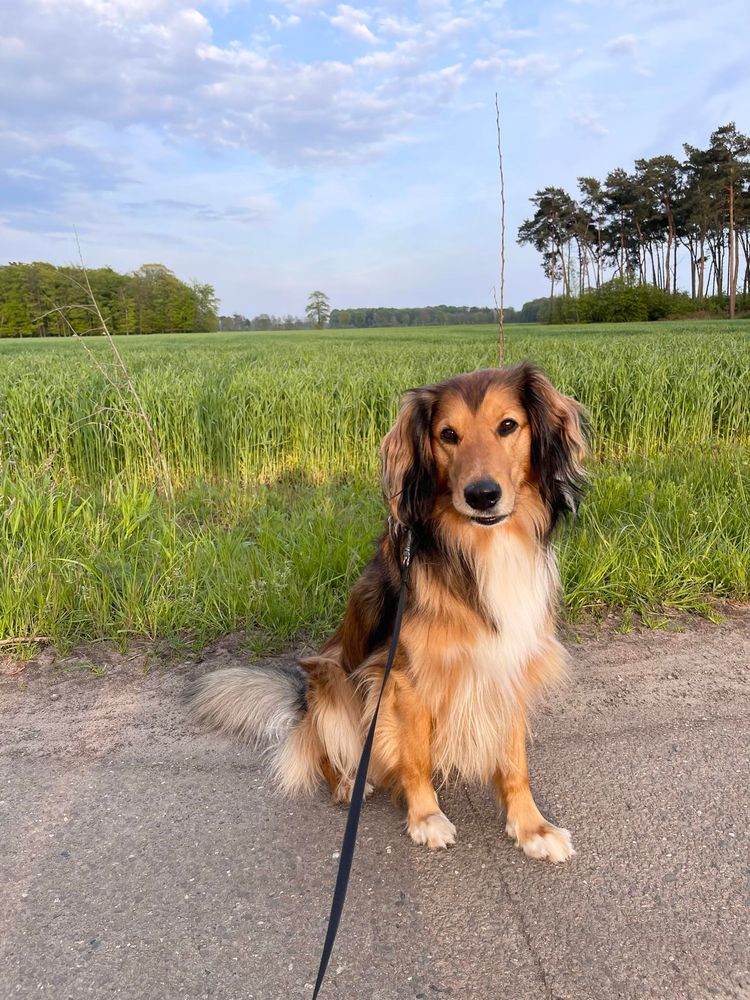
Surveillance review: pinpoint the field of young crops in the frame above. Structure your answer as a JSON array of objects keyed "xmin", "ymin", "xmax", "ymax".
[{"xmin": 1, "ymin": 320, "xmax": 749, "ymax": 652}]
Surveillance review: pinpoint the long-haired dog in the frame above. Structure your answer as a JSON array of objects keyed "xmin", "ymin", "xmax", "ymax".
[{"xmin": 189, "ymin": 363, "xmax": 588, "ymax": 861}]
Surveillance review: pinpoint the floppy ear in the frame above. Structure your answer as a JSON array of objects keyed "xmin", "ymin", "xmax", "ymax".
[
  {"xmin": 516, "ymin": 363, "xmax": 589, "ymax": 529},
  {"xmin": 380, "ymin": 389, "xmax": 437, "ymax": 527}
]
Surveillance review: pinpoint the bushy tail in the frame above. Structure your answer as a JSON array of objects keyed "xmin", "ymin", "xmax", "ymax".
[
  {"xmin": 187, "ymin": 658, "xmax": 362, "ymax": 796},
  {"xmin": 187, "ymin": 663, "xmax": 307, "ymax": 745}
]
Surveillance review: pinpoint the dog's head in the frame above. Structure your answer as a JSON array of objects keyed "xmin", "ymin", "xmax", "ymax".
[{"xmin": 380, "ymin": 363, "xmax": 588, "ymax": 532}]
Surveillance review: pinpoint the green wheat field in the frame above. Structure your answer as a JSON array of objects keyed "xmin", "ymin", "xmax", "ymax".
[{"xmin": 1, "ymin": 320, "xmax": 749, "ymax": 653}]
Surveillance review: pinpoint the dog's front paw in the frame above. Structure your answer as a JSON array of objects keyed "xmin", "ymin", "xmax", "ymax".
[
  {"xmin": 332, "ymin": 777, "xmax": 373, "ymax": 804},
  {"xmin": 506, "ymin": 819, "xmax": 575, "ymax": 863},
  {"xmin": 407, "ymin": 810, "xmax": 457, "ymax": 849}
]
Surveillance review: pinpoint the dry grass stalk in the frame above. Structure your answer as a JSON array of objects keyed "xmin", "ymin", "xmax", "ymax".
[
  {"xmin": 33, "ymin": 241, "xmax": 175, "ymax": 500},
  {"xmin": 495, "ymin": 91, "xmax": 506, "ymax": 367}
]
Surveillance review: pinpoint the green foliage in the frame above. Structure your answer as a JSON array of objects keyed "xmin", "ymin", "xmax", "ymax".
[
  {"xmin": 0, "ymin": 321, "xmax": 748, "ymax": 649},
  {"xmin": 2, "ymin": 321, "xmax": 749, "ymax": 483},
  {"xmin": 519, "ymin": 121, "xmax": 750, "ymax": 310},
  {"xmin": 220, "ymin": 306, "xmax": 524, "ymax": 331},
  {"xmin": 305, "ymin": 290, "xmax": 331, "ymax": 329},
  {"xmin": 519, "ymin": 284, "xmax": 750, "ymax": 324},
  {"xmin": 0, "ymin": 262, "xmax": 219, "ymax": 337},
  {"xmin": 576, "ymin": 278, "xmax": 691, "ymax": 323},
  {"xmin": 517, "ymin": 186, "xmax": 580, "ymax": 296},
  {"xmin": 219, "ymin": 313, "xmax": 311, "ymax": 331},
  {"xmin": 329, "ymin": 305, "xmax": 519, "ymax": 327}
]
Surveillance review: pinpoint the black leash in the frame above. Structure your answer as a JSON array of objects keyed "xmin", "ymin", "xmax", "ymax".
[{"xmin": 311, "ymin": 526, "xmax": 413, "ymax": 999}]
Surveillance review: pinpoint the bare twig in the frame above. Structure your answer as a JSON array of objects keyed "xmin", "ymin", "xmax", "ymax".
[{"xmin": 495, "ymin": 91, "xmax": 506, "ymax": 367}]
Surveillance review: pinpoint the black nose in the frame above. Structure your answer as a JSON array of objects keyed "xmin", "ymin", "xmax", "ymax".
[{"xmin": 464, "ymin": 479, "xmax": 502, "ymax": 511}]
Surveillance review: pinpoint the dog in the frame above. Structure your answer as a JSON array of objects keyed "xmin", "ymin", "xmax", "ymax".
[{"xmin": 189, "ymin": 363, "xmax": 588, "ymax": 861}]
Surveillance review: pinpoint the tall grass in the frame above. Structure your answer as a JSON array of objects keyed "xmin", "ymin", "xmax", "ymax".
[
  {"xmin": 1, "ymin": 324, "xmax": 748, "ymax": 485},
  {"xmin": 1, "ymin": 321, "xmax": 749, "ymax": 650}
]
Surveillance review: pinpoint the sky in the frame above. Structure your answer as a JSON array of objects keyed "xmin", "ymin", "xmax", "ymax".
[{"xmin": 1, "ymin": 0, "xmax": 749, "ymax": 316}]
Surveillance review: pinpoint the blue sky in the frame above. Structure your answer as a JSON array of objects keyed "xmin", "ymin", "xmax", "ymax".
[{"xmin": 1, "ymin": 0, "xmax": 748, "ymax": 315}]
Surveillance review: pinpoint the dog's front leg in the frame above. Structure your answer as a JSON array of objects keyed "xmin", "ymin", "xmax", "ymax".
[
  {"xmin": 493, "ymin": 715, "xmax": 575, "ymax": 863},
  {"xmin": 368, "ymin": 667, "xmax": 456, "ymax": 849}
]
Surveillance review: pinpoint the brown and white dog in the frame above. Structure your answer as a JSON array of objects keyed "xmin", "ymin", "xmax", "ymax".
[{"xmin": 189, "ymin": 363, "xmax": 588, "ymax": 862}]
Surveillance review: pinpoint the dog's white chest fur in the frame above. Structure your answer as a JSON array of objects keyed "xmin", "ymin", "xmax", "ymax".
[
  {"xmin": 477, "ymin": 530, "xmax": 555, "ymax": 671},
  {"xmin": 431, "ymin": 530, "xmax": 557, "ymax": 781}
]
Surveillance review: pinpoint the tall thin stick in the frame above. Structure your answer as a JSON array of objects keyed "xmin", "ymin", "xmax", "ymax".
[{"xmin": 495, "ymin": 92, "xmax": 506, "ymax": 366}]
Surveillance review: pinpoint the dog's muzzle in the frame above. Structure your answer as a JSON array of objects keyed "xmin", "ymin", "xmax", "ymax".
[{"xmin": 463, "ymin": 478, "xmax": 507, "ymax": 526}]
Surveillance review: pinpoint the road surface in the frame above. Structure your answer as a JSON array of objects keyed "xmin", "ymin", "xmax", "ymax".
[{"xmin": 2, "ymin": 614, "xmax": 748, "ymax": 999}]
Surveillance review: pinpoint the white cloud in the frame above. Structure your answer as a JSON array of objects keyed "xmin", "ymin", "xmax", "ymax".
[
  {"xmin": 507, "ymin": 53, "xmax": 560, "ymax": 79},
  {"xmin": 329, "ymin": 4, "xmax": 379, "ymax": 43},
  {"xmin": 356, "ymin": 14, "xmax": 475, "ymax": 78},
  {"xmin": 6, "ymin": 0, "xmax": 749, "ymax": 320},
  {"xmin": 554, "ymin": 13, "xmax": 589, "ymax": 33},
  {"xmin": 1, "ymin": 0, "xmax": 489, "ymax": 183},
  {"xmin": 605, "ymin": 33, "xmax": 638, "ymax": 56},
  {"xmin": 378, "ymin": 15, "xmax": 422, "ymax": 37},
  {"xmin": 495, "ymin": 27, "xmax": 536, "ymax": 40},
  {"xmin": 269, "ymin": 13, "xmax": 301, "ymax": 28},
  {"xmin": 572, "ymin": 111, "xmax": 609, "ymax": 136},
  {"xmin": 0, "ymin": 34, "xmax": 26, "ymax": 55},
  {"xmin": 356, "ymin": 48, "xmax": 415, "ymax": 71},
  {"xmin": 275, "ymin": 0, "xmax": 325, "ymax": 8},
  {"xmin": 470, "ymin": 55, "xmax": 505, "ymax": 75},
  {"xmin": 121, "ymin": 192, "xmax": 278, "ymax": 223}
]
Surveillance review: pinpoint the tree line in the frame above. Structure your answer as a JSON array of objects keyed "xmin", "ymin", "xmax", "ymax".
[
  {"xmin": 0, "ymin": 262, "xmax": 219, "ymax": 337},
  {"xmin": 328, "ymin": 305, "xmax": 520, "ymax": 327},
  {"xmin": 218, "ymin": 313, "xmax": 312, "ymax": 331},
  {"xmin": 219, "ymin": 303, "xmax": 523, "ymax": 330},
  {"xmin": 518, "ymin": 122, "xmax": 750, "ymax": 319}
]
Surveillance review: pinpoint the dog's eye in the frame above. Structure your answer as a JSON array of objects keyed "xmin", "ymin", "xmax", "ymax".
[
  {"xmin": 439, "ymin": 427, "xmax": 459, "ymax": 445},
  {"xmin": 497, "ymin": 419, "xmax": 518, "ymax": 437}
]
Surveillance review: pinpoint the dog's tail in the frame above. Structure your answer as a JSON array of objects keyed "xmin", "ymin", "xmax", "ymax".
[{"xmin": 187, "ymin": 656, "xmax": 362, "ymax": 796}]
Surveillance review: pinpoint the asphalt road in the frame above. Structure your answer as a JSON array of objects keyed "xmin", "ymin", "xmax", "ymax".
[{"xmin": 2, "ymin": 614, "xmax": 749, "ymax": 1000}]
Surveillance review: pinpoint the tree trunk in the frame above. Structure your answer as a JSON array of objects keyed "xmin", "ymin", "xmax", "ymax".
[
  {"xmin": 733, "ymin": 230, "xmax": 740, "ymax": 307},
  {"xmin": 560, "ymin": 243, "xmax": 571, "ymax": 298},
  {"xmin": 578, "ymin": 240, "xmax": 586, "ymax": 293},
  {"xmin": 549, "ymin": 247, "xmax": 556, "ymax": 322},
  {"xmin": 715, "ymin": 238, "xmax": 723, "ymax": 297},
  {"xmin": 665, "ymin": 225, "xmax": 673, "ymax": 294},
  {"xmin": 740, "ymin": 230, "xmax": 750, "ymax": 296},
  {"xmin": 729, "ymin": 177, "xmax": 736, "ymax": 318},
  {"xmin": 689, "ymin": 242, "xmax": 696, "ymax": 299}
]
